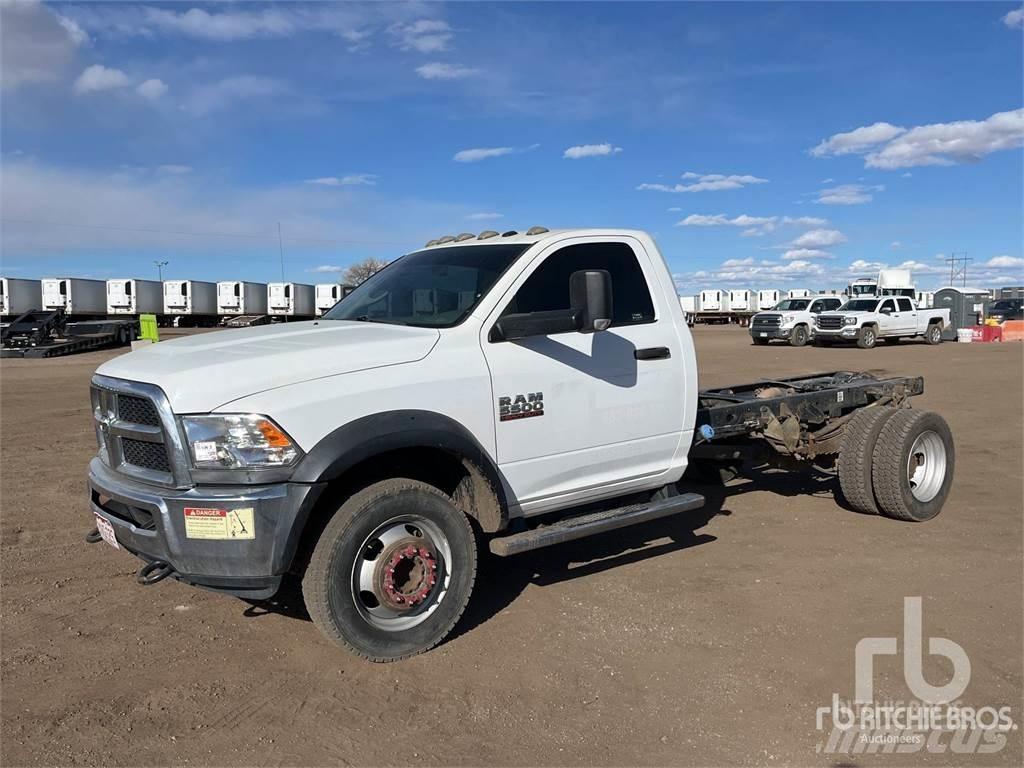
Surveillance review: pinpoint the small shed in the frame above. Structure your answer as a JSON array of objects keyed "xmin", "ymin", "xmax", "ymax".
[{"xmin": 933, "ymin": 287, "xmax": 991, "ymax": 341}]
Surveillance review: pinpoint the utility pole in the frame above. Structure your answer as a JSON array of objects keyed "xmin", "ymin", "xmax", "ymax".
[
  {"xmin": 945, "ymin": 252, "xmax": 970, "ymax": 287},
  {"xmin": 154, "ymin": 260, "xmax": 168, "ymax": 281},
  {"xmin": 278, "ymin": 222, "xmax": 285, "ymax": 281}
]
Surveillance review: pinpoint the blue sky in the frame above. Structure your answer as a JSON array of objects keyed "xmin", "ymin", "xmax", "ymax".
[{"xmin": 2, "ymin": 1, "xmax": 1022, "ymax": 293}]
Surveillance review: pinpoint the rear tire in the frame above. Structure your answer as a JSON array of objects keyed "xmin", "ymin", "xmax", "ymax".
[
  {"xmin": 837, "ymin": 407, "xmax": 900, "ymax": 514},
  {"xmin": 303, "ymin": 478, "xmax": 477, "ymax": 662},
  {"xmin": 856, "ymin": 326, "xmax": 877, "ymax": 349},
  {"xmin": 925, "ymin": 323, "xmax": 942, "ymax": 345},
  {"xmin": 789, "ymin": 324, "xmax": 809, "ymax": 347},
  {"xmin": 871, "ymin": 411, "xmax": 954, "ymax": 521}
]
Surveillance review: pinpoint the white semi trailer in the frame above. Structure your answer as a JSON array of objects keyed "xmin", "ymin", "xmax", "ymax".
[
  {"xmin": 106, "ymin": 279, "xmax": 163, "ymax": 315},
  {"xmin": 41, "ymin": 278, "xmax": 108, "ymax": 317},
  {"xmin": 268, "ymin": 282, "xmax": 315, "ymax": 318},
  {"xmin": 163, "ymin": 280, "xmax": 218, "ymax": 325},
  {"xmin": 315, "ymin": 283, "xmax": 353, "ymax": 316},
  {"xmin": 217, "ymin": 281, "xmax": 268, "ymax": 316},
  {"xmin": 757, "ymin": 289, "xmax": 782, "ymax": 309},
  {"xmin": 788, "ymin": 288, "xmax": 812, "ymax": 299},
  {"xmin": 1, "ymin": 278, "xmax": 42, "ymax": 317}
]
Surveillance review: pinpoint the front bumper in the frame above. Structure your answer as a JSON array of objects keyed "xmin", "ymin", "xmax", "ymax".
[
  {"xmin": 814, "ymin": 325, "xmax": 860, "ymax": 339},
  {"xmin": 750, "ymin": 326, "xmax": 792, "ymax": 340},
  {"xmin": 88, "ymin": 457, "xmax": 325, "ymax": 599}
]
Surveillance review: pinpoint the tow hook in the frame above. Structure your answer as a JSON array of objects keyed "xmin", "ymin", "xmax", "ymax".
[
  {"xmin": 85, "ymin": 528, "xmax": 103, "ymax": 544},
  {"xmin": 136, "ymin": 560, "xmax": 175, "ymax": 585}
]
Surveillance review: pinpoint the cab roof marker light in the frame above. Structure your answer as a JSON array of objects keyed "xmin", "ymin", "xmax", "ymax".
[
  {"xmin": 455, "ymin": 233, "xmax": 475, "ymax": 242},
  {"xmin": 501, "ymin": 230, "xmax": 519, "ymax": 237},
  {"xmin": 526, "ymin": 226, "xmax": 549, "ymax": 236},
  {"xmin": 424, "ymin": 239, "xmax": 440, "ymax": 247},
  {"xmin": 477, "ymin": 230, "xmax": 499, "ymax": 240},
  {"xmin": 437, "ymin": 235, "xmax": 456, "ymax": 244}
]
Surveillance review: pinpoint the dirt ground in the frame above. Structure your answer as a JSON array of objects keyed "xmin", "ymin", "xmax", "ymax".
[{"xmin": 1, "ymin": 325, "xmax": 1021, "ymax": 767}]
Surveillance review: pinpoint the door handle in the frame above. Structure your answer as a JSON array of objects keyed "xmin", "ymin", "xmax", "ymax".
[{"xmin": 634, "ymin": 346, "xmax": 671, "ymax": 360}]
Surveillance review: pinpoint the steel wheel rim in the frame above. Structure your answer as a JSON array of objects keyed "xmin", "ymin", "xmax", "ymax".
[
  {"xmin": 351, "ymin": 515, "xmax": 452, "ymax": 632},
  {"xmin": 907, "ymin": 430, "xmax": 946, "ymax": 502},
  {"xmin": 930, "ymin": 326, "xmax": 940, "ymax": 342},
  {"xmin": 864, "ymin": 329, "xmax": 875, "ymax": 345}
]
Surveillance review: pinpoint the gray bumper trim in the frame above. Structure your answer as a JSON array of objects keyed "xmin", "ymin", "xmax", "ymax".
[{"xmin": 88, "ymin": 457, "xmax": 325, "ymax": 599}]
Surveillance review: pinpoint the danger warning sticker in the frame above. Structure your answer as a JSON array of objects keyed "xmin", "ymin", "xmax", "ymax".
[{"xmin": 183, "ymin": 507, "xmax": 255, "ymax": 540}]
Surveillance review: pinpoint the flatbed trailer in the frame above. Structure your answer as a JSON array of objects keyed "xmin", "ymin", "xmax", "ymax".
[
  {"xmin": 693, "ymin": 371, "xmax": 923, "ymax": 463},
  {"xmin": 1, "ymin": 310, "xmax": 136, "ymax": 358}
]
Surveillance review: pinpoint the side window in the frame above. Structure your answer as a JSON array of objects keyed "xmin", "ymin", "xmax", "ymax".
[
  {"xmin": 897, "ymin": 297, "xmax": 913, "ymax": 312},
  {"xmin": 826, "ymin": 298, "xmax": 841, "ymax": 310},
  {"xmin": 502, "ymin": 242, "xmax": 655, "ymax": 326},
  {"xmin": 809, "ymin": 301, "xmax": 821, "ymax": 313}
]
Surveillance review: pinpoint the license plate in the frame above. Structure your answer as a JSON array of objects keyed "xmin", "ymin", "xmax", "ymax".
[
  {"xmin": 759, "ymin": 332, "xmax": 767, "ymax": 337},
  {"xmin": 94, "ymin": 514, "xmax": 120, "ymax": 550}
]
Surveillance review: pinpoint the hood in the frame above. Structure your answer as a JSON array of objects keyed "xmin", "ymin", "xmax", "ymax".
[{"xmin": 96, "ymin": 320, "xmax": 440, "ymax": 413}]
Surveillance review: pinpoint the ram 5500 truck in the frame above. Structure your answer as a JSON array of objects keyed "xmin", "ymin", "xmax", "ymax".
[{"xmin": 87, "ymin": 228, "xmax": 954, "ymax": 661}]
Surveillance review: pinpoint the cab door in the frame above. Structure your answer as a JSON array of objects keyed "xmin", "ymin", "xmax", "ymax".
[
  {"xmin": 877, "ymin": 298, "xmax": 899, "ymax": 333},
  {"xmin": 480, "ymin": 237, "xmax": 684, "ymax": 513},
  {"xmin": 895, "ymin": 297, "xmax": 917, "ymax": 334}
]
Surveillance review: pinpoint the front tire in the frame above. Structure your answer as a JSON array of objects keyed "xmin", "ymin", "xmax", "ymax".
[
  {"xmin": 303, "ymin": 478, "xmax": 478, "ymax": 662},
  {"xmin": 856, "ymin": 326, "xmax": 877, "ymax": 349},
  {"xmin": 789, "ymin": 324, "xmax": 809, "ymax": 347},
  {"xmin": 871, "ymin": 411, "xmax": 954, "ymax": 521}
]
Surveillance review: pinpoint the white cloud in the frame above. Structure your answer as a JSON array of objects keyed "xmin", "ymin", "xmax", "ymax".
[
  {"xmin": 810, "ymin": 122, "xmax": 905, "ymax": 157},
  {"xmin": 790, "ymin": 228, "xmax": 847, "ymax": 248},
  {"xmin": 451, "ymin": 145, "xmax": 541, "ymax": 163},
  {"xmin": 305, "ymin": 174, "xmax": 378, "ymax": 186},
  {"xmin": 676, "ymin": 213, "xmax": 826, "ymax": 237},
  {"xmin": 638, "ymin": 172, "xmax": 768, "ymax": 193},
  {"xmin": 563, "ymin": 143, "xmax": 623, "ymax": 159},
  {"xmin": 722, "ymin": 258, "xmax": 754, "ymax": 267},
  {"xmin": 390, "ymin": 19, "xmax": 452, "ymax": 53},
  {"xmin": 466, "ymin": 212, "xmax": 503, "ymax": 220},
  {"xmin": 157, "ymin": 164, "xmax": 192, "ymax": 175},
  {"xmin": 782, "ymin": 216, "xmax": 830, "ymax": 227},
  {"xmin": 667, "ymin": 207, "xmax": 682, "ymax": 212},
  {"xmin": 415, "ymin": 62, "xmax": 480, "ymax": 80},
  {"xmin": 1003, "ymin": 7, "xmax": 1024, "ymax": 29},
  {"xmin": 136, "ymin": 78, "xmax": 167, "ymax": 100},
  {"xmin": 1, "ymin": 0, "xmax": 85, "ymax": 89},
  {"xmin": 986, "ymin": 255, "xmax": 1024, "ymax": 268},
  {"xmin": 73, "ymin": 64, "xmax": 130, "ymax": 94},
  {"xmin": 816, "ymin": 183, "xmax": 883, "ymax": 205},
  {"xmin": 810, "ymin": 109, "xmax": 1024, "ymax": 170},
  {"xmin": 782, "ymin": 248, "xmax": 833, "ymax": 260},
  {"xmin": 309, "ymin": 265, "xmax": 345, "ymax": 273}
]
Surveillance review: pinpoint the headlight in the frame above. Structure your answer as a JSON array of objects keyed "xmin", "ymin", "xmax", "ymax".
[
  {"xmin": 180, "ymin": 414, "xmax": 300, "ymax": 469},
  {"xmin": 844, "ymin": 316, "xmax": 858, "ymax": 325},
  {"xmin": 782, "ymin": 314, "xmax": 796, "ymax": 324}
]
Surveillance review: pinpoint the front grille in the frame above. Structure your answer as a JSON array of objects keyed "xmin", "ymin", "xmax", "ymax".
[
  {"xmin": 752, "ymin": 314, "xmax": 782, "ymax": 328},
  {"xmin": 817, "ymin": 315, "xmax": 844, "ymax": 330},
  {"xmin": 117, "ymin": 395, "xmax": 160, "ymax": 426},
  {"xmin": 122, "ymin": 438, "xmax": 172, "ymax": 473}
]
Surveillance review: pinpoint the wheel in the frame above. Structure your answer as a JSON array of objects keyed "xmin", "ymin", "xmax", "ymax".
[
  {"xmin": 856, "ymin": 326, "xmax": 877, "ymax": 349},
  {"xmin": 751, "ymin": 337, "xmax": 769, "ymax": 346},
  {"xmin": 789, "ymin": 324, "xmax": 809, "ymax": 347},
  {"xmin": 871, "ymin": 411, "xmax": 954, "ymax": 521},
  {"xmin": 925, "ymin": 323, "xmax": 942, "ymax": 345},
  {"xmin": 303, "ymin": 478, "xmax": 477, "ymax": 661},
  {"xmin": 837, "ymin": 407, "xmax": 900, "ymax": 514}
]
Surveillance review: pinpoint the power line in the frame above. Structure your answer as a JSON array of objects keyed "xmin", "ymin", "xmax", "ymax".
[{"xmin": 0, "ymin": 217, "xmax": 409, "ymax": 247}]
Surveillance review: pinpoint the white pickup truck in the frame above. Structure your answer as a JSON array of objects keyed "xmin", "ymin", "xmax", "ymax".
[
  {"xmin": 86, "ymin": 228, "xmax": 954, "ymax": 661},
  {"xmin": 749, "ymin": 295, "xmax": 844, "ymax": 347},
  {"xmin": 813, "ymin": 296, "xmax": 950, "ymax": 349}
]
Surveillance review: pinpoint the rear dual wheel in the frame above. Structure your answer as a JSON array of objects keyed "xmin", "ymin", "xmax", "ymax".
[{"xmin": 838, "ymin": 408, "xmax": 954, "ymax": 521}]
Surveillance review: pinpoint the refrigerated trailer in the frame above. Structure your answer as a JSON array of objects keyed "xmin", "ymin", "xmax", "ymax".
[
  {"xmin": 217, "ymin": 281, "xmax": 268, "ymax": 316},
  {"xmin": 41, "ymin": 278, "xmax": 108, "ymax": 318},
  {"xmin": 106, "ymin": 279, "xmax": 163, "ymax": 315},
  {"xmin": 163, "ymin": 280, "xmax": 218, "ymax": 325},
  {"xmin": 268, "ymin": 282, "xmax": 315, "ymax": 318},
  {"xmin": 1, "ymin": 278, "xmax": 42, "ymax": 318},
  {"xmin": 757, "ymin": 289, "xmax": 782, "ymax": 310},
  {"xmin": 788, "ymin": 288, "xmax": 812, "ymax": 299},
  {"xmin": 315, "ymin": 283, "xmax": 353, "ymax": 316}
]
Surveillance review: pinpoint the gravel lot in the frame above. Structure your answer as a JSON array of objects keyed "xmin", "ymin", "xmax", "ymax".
[{"xmin": 2, "ymin": 325, "xmax": 1021, "ymax": 766}]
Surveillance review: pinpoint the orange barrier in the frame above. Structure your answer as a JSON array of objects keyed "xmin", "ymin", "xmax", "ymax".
[{"xmin": 1001, "ymin": 320, "xmax": 1024, "ymax": 342}]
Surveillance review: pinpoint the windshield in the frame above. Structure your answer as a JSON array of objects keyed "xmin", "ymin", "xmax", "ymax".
[
  {"xmin": 849, "ymin": 284, "xmax": 877, "ymax": 296},
  {"xmin": 772, "ymin": 299, "xmax": 809, "ymax": 311},
  {"xmin": 840, "ymin": 299, "xmax": 880, "ymax": 311},
  {"xmin": 990, "ymin": 300, "xmax": 1017, "ymax": 310},
  {"xmin": 324, "ymin": 244, "xmax": 528, "ymax": 327}
]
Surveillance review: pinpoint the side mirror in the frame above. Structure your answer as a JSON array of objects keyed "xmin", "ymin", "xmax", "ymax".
[
  {"xmin": 570, "ymin": 269, "xmax": 613, "ymax": 333},
  {"xmin": 880, "ymin": 307, "xmax": 892, "ymax": 315}
]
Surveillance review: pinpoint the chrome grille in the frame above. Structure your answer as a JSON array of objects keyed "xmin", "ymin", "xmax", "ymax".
[
  {"xmin": 117, "ymin": 395, "xmax": 160, "ymax": 426},
  {"xmin": 817, "ymin": 315, "xmax": 844, "ymax": 330},
  {"xmin": 91, "ymin": 376, "xmax": 189, "ymax": 488}
]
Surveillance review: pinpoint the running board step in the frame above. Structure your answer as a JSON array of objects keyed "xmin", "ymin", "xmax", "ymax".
[{"xmin": 489, "ymin": 492, "xmax": 705, "ymax": 557}]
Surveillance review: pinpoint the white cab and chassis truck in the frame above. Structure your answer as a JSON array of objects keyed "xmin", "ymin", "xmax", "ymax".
[
  {"xmin": 87, "ymin": 228, "xmax": 955, "ymax": 661},
  {"xmin": 814, "ymin": 296, "xmax": 950, "ymax": 349}
]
